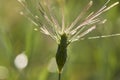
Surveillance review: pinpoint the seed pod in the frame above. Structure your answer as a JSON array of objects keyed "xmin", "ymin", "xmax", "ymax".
[{"xmin": 56, "ymin": 33, "xmax": 68, "ymax": 73}]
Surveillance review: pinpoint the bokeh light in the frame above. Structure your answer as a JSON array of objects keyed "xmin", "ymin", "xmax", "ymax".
[
  {"xmin": 48, "ymin": 57, "xmax": 57, "ymax": 73},
  {"xmin": 0, "ymin": 66, "xmax": 9, "ymax": 80},
  {"xmin": 14, "ymin": 52, "xmax": 28, "ymax": 70}
]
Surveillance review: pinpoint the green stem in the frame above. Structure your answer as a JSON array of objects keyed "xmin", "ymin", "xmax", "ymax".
[{"xmin": 58, "ymin": 73, "xmax": 61, "ymax": 80}]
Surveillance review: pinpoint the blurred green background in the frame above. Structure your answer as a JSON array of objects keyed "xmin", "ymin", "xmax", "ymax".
[{"xmin": 0, "ymin": 0, "xmax": 120, "ymax": 80}]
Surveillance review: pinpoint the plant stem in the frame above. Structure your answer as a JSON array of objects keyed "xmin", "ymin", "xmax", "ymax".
[{"xmin": 58, "ymin": 73, "xmax": 61, "ymax": 80}]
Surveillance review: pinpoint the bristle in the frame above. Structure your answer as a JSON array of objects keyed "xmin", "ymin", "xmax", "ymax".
[
  {"xmin": 78, "ymin": 25, "xmax": 96, "ymax": 38},
  {"xmin": 104, "ymin": 2, "xmax": 119, "ymax": 12},
  {"xmin": 66, "ymin": 0, "xmax": 93, "ymax": 33},
  {"xmin": 18, "ymin": 0, "xmax": 119, "ymax": 43}
]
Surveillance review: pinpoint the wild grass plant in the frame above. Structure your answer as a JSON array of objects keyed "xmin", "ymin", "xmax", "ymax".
[
  {"xmin": 17, "ymin": 0, "xmax": 119, "ymax": 80},
  {"xmin": 0, "ymin": 0, "xmax": 120, "ymax": 80}
]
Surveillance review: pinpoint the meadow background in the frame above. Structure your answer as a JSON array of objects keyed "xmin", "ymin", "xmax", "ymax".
[{"xmin": 0, "ymin": 0, "xmax": 120, "ymax": 80}]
